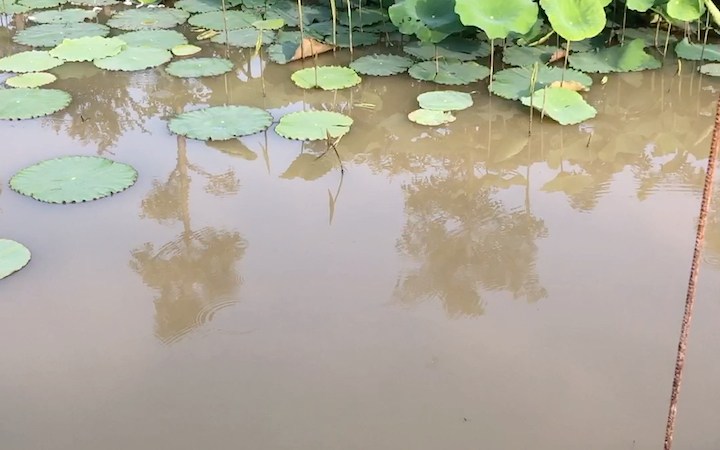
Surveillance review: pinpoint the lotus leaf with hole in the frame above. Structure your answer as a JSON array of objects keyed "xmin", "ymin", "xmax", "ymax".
[
  {"xmin": 188, "ymin": 10, "xmax": 261, "ymax": 30},
  {"xmin": 20, "ymin": 0, "xmax": 65, "ymax": 8},
  {"xmin": 417, "ymin": 90, "xmax": 473, "ymax": 111},
  {"xmin": 403, "ymin": 37, "xmax": 490, "ymax": 61},
  {"xmin": 107, "ymin": 8, "xmax": 189, "ymax": 31},
  {"xmin": 0, "ymin": 0, "xmax": 30, "ymax": 13},
  {"xmin": 0, "ymin": 239, "xmax": 31, "ymax": 280},
  {"xmin": 14, "ymin": 23, "xmax": 110, "ymax": 47},
  {"xmin": 291, "ymin": 66, "xmax": 361, "ymax": 90},
  {"xmin": 30, "ymin": 8, "xmax": 96, "ymax": 24},
  {"xmin": 6, "ymin": 72, "xmax": 57, "ymax": 88},
  {"xmin": 490, "ymin": 65, "xmax": 592, "ymax": 100},
  {"xmin": 211, "ymin": 29, "xmax": 274, "ymax": 47},
  {"xmin": 117, "ymin": 29, "xmax": 187, "ymax": 49},
  {"xmin": 171, "ymin": 44, "xmax": 201, "ymax": 56},
  {"xmin": 165, "ymin": 57, "xmax": 233, "ymax": 77},
  {"xmin": 10, "ymin": 156, "xmax": 138, "ymax": 203},
  {"xmin": 408, "ymin": 108, "xmax": 456, "ymax": 125},
  {"xmin": 569, "ymin": 39, "xmax": 661, "ymax": 73},
  {"xmin": 502, "ymin": 45, "xmax": 557, "ymax": 66},
  {"xmin": 408, "ymin": 60, "xmax": 490, "ymax": 85},
  {"xmin": 94, "ymin": 47, "xmax": 172, "ymax": 71},
  {"xmin": 50, "ymin": 36, "xmax": 126, "ymax": 62},
  {"xmin": 520, "ymin": 87, "xmax": 597, "ymax": 125},
  {"xmin": 350, "ymin": 54, "xmax": 413, "ymax": 76},
  {"xmin": 338, "ymin": 7, "xmax": 387, "ymax": 27},
  {"xmin": 168, "ymin": 105, "xmax": 273, "ymax": 140},
  {"xmin": 0, "ymin": 51, "xmax": 64, "ymax": 73},
  {"xmin": 675, "ymin": 37, "xmax": 720, "ymax": 61},
  {"xmin": 454, "ymin": 0, "xmax": 538, "ymax": 40},
  {"xmin": 0, "ymin": 88, "xmax": 71, "ymax": 120},
  {"xmin": 539, "ymin": 0, "xmax": 606, "ymax": 41},
  {"xmin": 276, "ymin": 111, "xmax": 353, "ymax": 141}
]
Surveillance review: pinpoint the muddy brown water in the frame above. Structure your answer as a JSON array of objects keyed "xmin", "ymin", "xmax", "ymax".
[{"xmin": 1, "ymin": 21, "xmax": 720, "ymax": 450}]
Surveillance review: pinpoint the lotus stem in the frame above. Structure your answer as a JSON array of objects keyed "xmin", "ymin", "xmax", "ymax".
[
  {"xmin": 489, "ymin": 38, "xmax": 494, "ymax": 90},
  {"xmin": 330, "ymin": 0, "xmax": 337, "ymax": 49},
  {"xmin": 297, "ymin": 0, "xmax": 305, "ymax": 59},
  {"xmin": 220, "ymin": 0, "xmax": 230, "ymax": 56},
  {"xmin": 346, "ymin": 0, "xmax": 353, "ymax": 57},
  {"xmin": 700, "ymin": 12, "xmax": 710, "ymax": 63},
  {"xmin": 528, "ymin": 62, "xmax": 538, "ymax": 136},
  {"xmin": 621, "ymin": 4, "xmax": 627, "ymax": 45},
  {"xmin": 663, "ymin": 22, "xmax": 672, "ymax": 59},
  {"xmin": 561, "ymin": 40, "xmax": 570, "ymax": 85}
]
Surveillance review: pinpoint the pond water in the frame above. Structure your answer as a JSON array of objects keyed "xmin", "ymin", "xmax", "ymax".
[{"xmin": 2, "ymin": 17, "xmax": 720, "ymax": 450}]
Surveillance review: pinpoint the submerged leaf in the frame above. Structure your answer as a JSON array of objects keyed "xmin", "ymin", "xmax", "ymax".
[
  {"xmin": 408, "ymin": 60, "xmax": 490, "ymax": 85},
  {"xmin": 541, "ymin": 172, "xmax": 594, "ymax": 194},
  {"xmin": 165, "ymin": 57, "xmax": 233, "ymax": 77},
  {"xmin": 520, "ymin": 87, "xmax": 596, "ymax": 125},
  {"xmin": 0, "ymin": 239, "xmax": 31, "ymax": 281},
  {"xmin": 291, "ymin": 66, "xmax": 361, "ymax": 90},
  {"xmin": 349, "ymin": 54, "xmax": 413, "ymax": 76},
  {"xmin": 408, "ymin": 108, "xmax": 456, "ymax": 125},
  {"xmin": 416, "ymin": 90, "xmax": 473, "ymax": 111},
  {"xmin": 569, "ymin": 38, "xmax": 661, "ymax": 73},
  {"xmin": 454, "ymin": 0, "xmax": 538, "ymax": 40},
  {"xmin": 0, "ymin": 50, "xmax": 63, "ymax": 73},
  {"xmin": 490, "ymin": 65, "xmax": 592, "ymax": 100},
  {"xmin": 169, "ymin": 105, "xmax": 272, "ymax": 140},
  {"xmin": 275, "ymin": 111, "xmax": 353, "ymax": 141}
]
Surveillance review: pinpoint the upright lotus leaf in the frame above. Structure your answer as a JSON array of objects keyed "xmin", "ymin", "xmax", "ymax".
[
  {"xmin": 10, "ymin": 156, "xmax": 138, "ymax": 203},
  {"xmin": 675, "ymin": 37, "xmax": 720, "ymax": 61},
  {"xmin": 0, "ymin": 51, "xmax": 64, "ymax": 73},
  {"xmin": 30, "ymin": 8, "xmax": 97, "ymax": 24},
  {"xmin": 20, "ymin": 0, "xmax": 65, "ymax": 8},
  {"xmin": 0, "ymin": 0, "xmax": 30, "ymax": 13},
  {"xmin": 539, "ymin": 0, "xmax": 605, "ymax": 41},
  {"xmin": 502, "ymin": 45, "xmax": 557, "ymax": 66},
  {"xmin": 0, "ymin": 88, "xmax": 71, "ymax": 119},
  {"xmin": 403, "ymin": 37, "xmax": 490, "ymax": 61},
  {"xmin": 350, "ymin": 54, "xmax": 414, "ymax": 76},
  {"xmin": 569, "ymin": 39, "xmax": 661, "ymax": 73},
  {"xmin": 389, "ymin": 0, "xmax": 463, "ymax": 43},
  {"xmin": 6, "ymin": 72, "xmax": 57, "ymax": 88},
  {"xmin": 107, "ymin": 8, "xmax": 189, "ymax": 31},
  {"xmin": 188, "ymin": 10, "xmax": 261, "ymax": 30},
  {"xmin": 490, "ymin": 65, "xmax": 592, "ymax": 100},
  {"xmin": 169, "ymin": 105, "xmax": 272, "ymax": 140},
  {"xmin": 520, "ymin": 87, "xmax": 596, "ymax": 125},
  {"xmin": 417, "ymin": 90, "xmax": 473, "ymax": 111},
  {"xmin": 165, "ymin": 58, "xmax": 233, "ymax": 77},
  {"xmin": 275, "ymin": 111, "xmax": 353, "ymax": 141},
  {"xmin": 50, "ymin": 36, "xmax": 126, "ymax": 62},
  {"xmin": 627, "ymin": 0, "xmax": 656, "ymax": 11},
  {"xmin": 291, "ymin": 66, "xmax": 361, "ymax": 90},
  {"xmin": 699, "ymin": 63, "xmax": 720, "ymax": 76},
  {"xmin": 454, "ymin": 0, "xmax": 538, "ymax": 40},
  {"xmin": 408, "ymin": 108, "xmax": 456, "ymax": 125},
  {"xmin": 171, "ymin": 44, "xmax": 201, "ymax": 56},
  {"xmin": 211, "ymin": 29, "xmax": 275, "ymax": 47},
  {"xmin": 94, "ymin": 47, "xmax": 172, "ymax": 71},
  {"xmin": 338, "ymin": 7, "xmax": 387, "ymax": 27},
  {"xmin": 117, "ymin": 30, "xmax": 187, "ymax": 49},
  {"xmin": 408, "ymin": 60, "xmax": 490, "ymax": 85},
  {"xmin": 13, "ymin": 23, "xmax": 110, "ymax": 47},
  {"xmin": 667, "ymin": 0, "xmax": 705, "ymax": 21},
  {"xmin": 0, "ymin": 239, "xmax": 31, "ymax": 280},
  {"xmin": 174, "ymin": 0, "xmax": 242, "ymax": 13}
]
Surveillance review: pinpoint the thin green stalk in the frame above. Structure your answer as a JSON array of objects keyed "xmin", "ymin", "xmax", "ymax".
[
  {"xmin": 346, "ymin": 0, "xmax": 353, "ymax": 57},
  {"xmin": 489, "ymin": 38, "xmax": 494, "ymax": 90},
  {"xmin": 561, "ymin": 40, "xmax": 570, "ymax": 85},
  {"xmin": 220, "ymin": 0, "xmax": 230, "ymax": 56},
  {"xmin": 529, "ymin": 62, "xmax": 539, "ymax": 136},
  {"xmin": 297, "ymin": 0, "xmax": 305, "ymax": 59},
  {"xmin": 330, "ymin": 0, "xmax": 337, "ymax": 49},
  {"xmin": 663, "ymin": 22, "xmax": 672, "ymax": 59},
  {"xmin": 621, "ymin": 4, "xmax": 627, "ymax": 45},
  {"xmin": 700, "ymin": 12, "xmax": 711, "ymax": 63}
]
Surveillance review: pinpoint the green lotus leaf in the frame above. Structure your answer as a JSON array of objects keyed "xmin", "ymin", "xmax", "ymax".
[
  {"xmin": 408, "ymin": 60, "xmax": 490, "ymax": 85},
  {"xmin": 10, "ymin": 156, "xmax": 137, "ymax": 203},
  {"xmin": 165, "ymin": 57, "xmax": 233, "ymax": 77},
  {"xmin": 117, "ymin": 29, "xmax": 187, "ymax": 49},
  {"xmin": 107, "ymin": 8, "xmax": 189, "ymax": 31},
  {"xmin": 307, "ymin": 21, "xmax": 349, "ymax": 36},
  {"xmin": 408, "ymin": 108, "xmax": 456, "ymax": 125},
  {"xmin": 667, "ymin": 0, "xmax": 705, "ymax": 21},
  {"xmin": 275, "ymin": 110, "xmax": 353, "ymax": 141},
  {"xmin": 389, "ymin": 0, "xmax": 464, "ymax": 43},
  {"xmin": 509, "ymin": 16, "xmax": 547, "ymax": 44},
  {"xmin": 363, "ymin": 21, "xmax": 399, "ymax": 34},
  {"xmin": 338, "ymin": 7, "xmax": 387, "ymax": 27},
  {"xmin": 541, "ymin": 172, "xmax": 594, "ymax": 194},
  {"xmin": 261, "ymin": 1, "xmax": 329, "ymax": 27},
  {"xmin": 490, "ymin": 65, "xmax": 592, "ymax": 100},
  {"xmin": 326, "ymin": 31, "xmax": 380, "ymax": 47},
  {"xmin": 13, "ymin": 23, "xmax": 110, "ymax": 47},
  {"xmin": 188, "ymin": 10, "xmax": 261, "ymax": 31},
  {"xmin": 0, "ymin": 50, "xmax": 64, "ymax": 73},
  {"xmin": 30, "ymin": 8, "xmax": 96, "ymax": 24},
  {"xmin": 174, "ymin": 0, "xmax": 242, "ymax": 13},
  {"xmin": 520, "ymin": 87, "xmax": 596, "ymax": 125},
  {"xmin": 50, "ymin": 36, "xmax": 125, "ymax": 62},
  {"xmin": 0, "ymin": 88, "xmax": 71, "ymax": 119},
  {"xmin": 93, "ymin": 46, "xmax": 171, "ymax": 71},
  {"xmin": 675, "ymin": 37, "xmax": 720, "ymax": 61},
  {"xmin": 0, "ymin": 239, "xmax": 31, "ymax": 280},
  {"xmin": 0, "ymin": 0, "xmax": 30, "ymax": 13},
  {"xmin": 403, "ymin": 37, "xmax": 491, "ymax": 61},
  {"xmin": 539, "ymin": 0, "xmax": 605, "ymax": 41},
  {"xmin": 168, "ymin": 105, "xmax": 273, "ymax": 140},
  {"xmin": 699, "ymin": 63, "xmax": 720, "ymax": 76},
  {"xmin": 5, "ymin": 72, "xmax": 57, "ymax": 87},
  {"xmin": 454, "ymin": 0, "xmax": 538, "ymax": 40},
  {"xmin": 417, "ymin": 90, "xmax": 473, "ymax": 111},
  {"xmin": 622, "ymin": 26, "xmax": 676, "ymax": 47},
  {"xmin": 291, "ymin": 66, "xmax": 361, "ymax": 90},
  {"xmin": 211, "ymin": 29, "xmax": 275, "ymax": 47},
  {"xmin": 69, "ymin": 0, "xmax": 118, "ymax": 5},
  {"xmin": 569, "ymin": 39, "xmax": 661, "ymax": 73},
  {"xmin": 267, "ymin": 42, "xmax": 297, "ymax": 64},
  {"xmin": 252, "ymin": 18, "xmax": 285, "ymax": 30},
  {"xmin": 19, "ymin": 0, "xmax": 65, "ymax": 9},
  {"xmin": 349, "ymin": 54, "xmax": 414, "ymax": 76},
  {"xmin": 502, "ymin": 45, "xmax": 558, "ymax": 66},
  {"xmin": 171, "ymin": 44, "xmax": 201, "ymax": 56},
  {"xmin": 626, "ymin": 0, "xmax": 657, "ymax": 12}
]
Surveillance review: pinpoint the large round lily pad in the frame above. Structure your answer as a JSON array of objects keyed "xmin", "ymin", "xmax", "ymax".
[
  {"xmin": 520, "ymin": 87, "xmax": 596, "ymax": 125},
  {"xmin": 165, "ymin": 57, "xmax": 233, "ymax": 77},
  {"xmin": 211, "ymin": 29, "xmax": 274, "ymax": 47},
  {"xmin": 0, "ymin": 239, "xmax": 31, "ymax": 281},
  {"xmin": 0, "ymin": 0, "xmax": 30, "ymax": 13},
  {"xmin": 94, "ymin": 47, "xmax": 172, "ymax": 71},
  {"xmin": 6, "ymin": 72, "xmax": 57, "ymax": 88},
  {"xmin": 117, "ymin": 29, "xmax": 187, "ymax": 49},
  {"xmin": 539, "ymin": 0, "xmax": 606, "ymax": 42},
  {"xmin": 30, "ymin": 8, "xmax": 97, "ymax": 24},
  {"xmin": 107, "ymin": 8, "xmax": 190, "ymax": 31},
  {"xmin": 275, "ymin": 110, "xmax": 353, "ymax": 141},
  {"xmin": 502, "ymin": 45, "xmax": 557, "ymax": 67},
  {"xmin": 188, "ymin": 10, "xmax": 261, "ymax": 31},
  {"xmin": 171, "ymin": 44, "xmax": 201, "ymax": 56},
  {"xmin": 10, "ymin": 156, "xmax": 138, "ymax": 203},
  {"xmin": 0, "ymin": 88, "xmax": 71, "ymax": 120},
  {"xmin": 408, "ymin": 60, "xmax": 489, "ymax": 85},
  {"xmin": 169, "ymin": 105, "xmax": 272, "ymax": 140},
  {"xmin": 50, "ymin": 36, "xmax": 126, "ymax": 62},
  {"xmin": 70, "ymin": 0, "xmax": 118, "ymax": 5},
  {"xmin": 13, "ymin": 23, "xmax": 110, "ymax": 47},
  {"xmin": 490, "ymin": 65, "xmax": 592, "ymax": 100},
  {"xmin": 408, "ymin": 108, "xmax": 456, "ymax": 126},
  {"xmin": 175, "ymin": 0, "xmax": 242, "ymax": 13},
  {"xmin": 0, "ymin": 50, "xmax": 64, "ymax": 73},
  {"xmin": 349, "ymin": 54, "xmax": 414, "ymax": 76},
  {"xmin": 291, "ymin": 66, "xmax": 361, "ymax": 90},
  {"xmin": 417, "ymin": 90, "xmax": 473, "ymax": 111},
  {"xmin": 569, "ymin": 38, "xmax": 661, "ymax": 73},
  {"xmin": 20, "ymin": 0, "xmax": 65, "ymax": 8}
]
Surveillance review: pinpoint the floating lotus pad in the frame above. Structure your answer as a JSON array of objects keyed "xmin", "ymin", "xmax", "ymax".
[
  {"xmin": 168, "ymin": 105, "xmax": 273, "ymax": 140},
  {"xmin": 10, "ymin": 156, "xmax": 138, "ymax": 203},
  {"xmin": 408, "ymin": 108, "xmax": 456, "ymax": 126},
  {"xmin": 211, "ymin": 29, "xmax": 274, "ymax": 47},
  {"xmin": 264, "ymin": 1, "xmax": 330, "ymax": 27},
  {"xmin": 0, "ymin": 88, "xmax": 71, "ymax": 120},
  {"xmin": 0, "ymin": 0, "xmax": 30, "ymax": 13},
  {"xmin": 20, "ymin": 0, "xmax": 65, "ymax": 8},
  {"xmin": 252, "ymin": 18, "xmax": 285, "ymax": 30},
  {"xmin": 171, "ymin": 44, "xmax": 201, "ymax": 56},
  {"xmin": 417, "ymin": 90, "xmax": 473, "ymax": 111},
  {"xmin": 107, "ymin": 8, "xmax": 190, "ymax": 31},
  {"xmin": 0, "ymin": 51, "xmax": 64, "ymax": 73},
  {"xmin": 13, "ymin": 23, "xmax": 110, "ymax": 47},
  {"xmin": 275, "ymin": 110, "xmax": 353, "ymax": 141},
  {"xmin": 408, "ymin": 61, "xmax": 490, "ymax": 85},
  {"xmin": 338, "ymin": 7, "xmax": 387, "ymax": 27},
  {"xmin": 675, "ymin": 37, "xmax": 720, "ymax": 62},
  {"xmin": 6, "ymin": 72, "xmax": 57, "ymax": 88},
  {"xmin": 0, "ymin": 239, "xmax": 31, "ymax": 281},
  {"xmin": 117, "ymin": 29, "xmax": 187, "ymax": 49},
  {"xmin": 490, "ymin": 65, "xmax": 593, "ymax": 100},
  {"xmin": 520, "ymin": 87, "xmax": 597, "ymax": 125},
  {"xmin": 455, "ymin": 0, "xmax": 538, "ymax": 40},
  {"xmin": 70, "ymin": 0, "xmax": 118, "ymax": 5},
  {"xmin": 350, "ymin": 54, "xmax": 414, "ymax": 76},
  {"xmin": 50, "ymin": 36, "xmax": 126, "ymax": 62},
  {"xmin": 327, "ymin": 31, "xmax": 380, "ymax": 48},
  {"xmin": 403, "ymin": 38, "xmax": 491, "ymax": 61},
  {"xmin": 94, "ymin": 47, "xmax": 172, "ymax": 71},
  {"xmin": 165, "ymin": 57, "xmax": 233, "ymax": 77},
  {"xmin": 569, "ymin": 39, "xmax": 661, "ymax": 73},
  {"xmin": 30, "ymin": 8, "xmax": 97, "ymax": 24},
  {"xmin": 188, "ymin": 10, "xmax": 261, "ymax": 31},
  {"xmin": 175, "ymin": 0, "xmax": 242, "ymax": 13},
  {"xmin": 502, "ymin": 45, "xmax": 557, "ymax": 67},
  {"xmin": 291, "ymin": 66, "xmax": 361, "ymax": 90}
]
